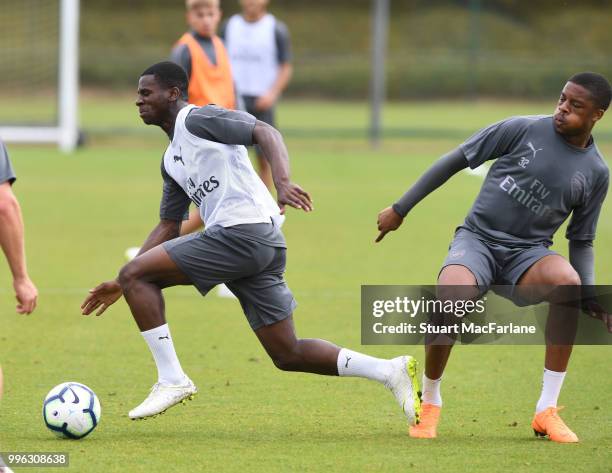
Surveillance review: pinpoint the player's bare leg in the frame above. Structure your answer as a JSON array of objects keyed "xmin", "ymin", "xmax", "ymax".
[
  {"xmin": 411, "ymin": 264, "xmax": 479, "ymax": 438},
  {"xmin": 255, "ymin": 316, "xmax": 421, "ymax": 424},
  {"xmin": 427, "ymin": 265, "xmax": 478, "ymax": 386},
  {"xmin": 255, "ymin": 316, "xmax": 341, "ymax": 375},
  {"xmin": 517, "ymin": 255, "xmax": 580, "ymax": 443},
  {"xmin": 517, "ymin": 255, "xmax": 580, "ymax": 369},
  {"xmin": 118, "ymin": 245, "xmax": 198, "ymax": 419},
  {"xmin": 426, "ymin": 265, "xmax": 479, "ymax": 378},
  {"xmin": 118, "ymin": 245, "xmax": 191, "ymax": 330}
]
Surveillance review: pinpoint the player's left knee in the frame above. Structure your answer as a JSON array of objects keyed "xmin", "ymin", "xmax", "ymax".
[{"xmin": 117, "ymin": 262, "xmax": 143, "ymax": 291}]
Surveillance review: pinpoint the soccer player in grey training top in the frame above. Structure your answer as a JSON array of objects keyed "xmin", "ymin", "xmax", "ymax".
[
  {"xmin": 0, "ymin": 140, "xmax": 37, "ymax": 315},
  {"xmin": 376, "ymin": 72, "xmax": 611, "ymax": 443},
  {"xmin": 81, "ymin": 62, "xmax": 421, "ymax": 425}
]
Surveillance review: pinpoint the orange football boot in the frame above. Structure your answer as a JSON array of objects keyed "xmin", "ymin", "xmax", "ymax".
[
  {"xmin": 409, "ymin": 403, "xmax": 441, "ymax": 438},
  {"xmin": 531, "ymin": 407, "xmax": 578, "ymax": 443}
]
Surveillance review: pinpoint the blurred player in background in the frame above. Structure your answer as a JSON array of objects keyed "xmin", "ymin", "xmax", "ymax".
[
  {"xmin": 82, "ymin": 62, "xmax": 420, "ymax": 426},
  {"xmin": 376, "ymin": 72, "xmax": 611, "ymax": 443},
  {"xmin": 221, "ymin": 0, "xmax": 293, "ymax": 189},
  {"xmin": 171, "ymin": 0, "xmax": 235, "ymax": 110},
  {"xmin": 0, "ymin": 140, "xmax": 37, "ymax": 315}
]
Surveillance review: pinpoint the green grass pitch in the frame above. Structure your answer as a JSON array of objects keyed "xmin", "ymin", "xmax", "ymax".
[{"xmin": 0, "ymin": 98, "xmax": 610, "ymax": 472}]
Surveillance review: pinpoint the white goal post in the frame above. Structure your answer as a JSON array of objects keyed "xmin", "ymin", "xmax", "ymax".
[
  {"xmin": 0, "ymin": 0, "xmax": 79, "ymax": 152},
  {"xmin": 369, "ymin": 0, "xmax": 389, "ymax": 148}
]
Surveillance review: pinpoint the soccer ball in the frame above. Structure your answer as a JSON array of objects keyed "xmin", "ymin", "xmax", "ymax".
[{"xmin": 42, "ymin": 382, "xmax": 101, "ymax": 439}]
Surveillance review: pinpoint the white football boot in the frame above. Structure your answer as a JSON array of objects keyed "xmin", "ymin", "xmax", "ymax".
[
  {"xmin": 385, "ymin": 356, "xmax": 421, "ymax": 426},
  {"xmin": 129, "ymin": 377, "xmax": 197, "ymax": 420}
]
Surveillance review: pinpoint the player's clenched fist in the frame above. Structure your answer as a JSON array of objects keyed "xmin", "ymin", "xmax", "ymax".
[
  {"xmin": 14, "ymin": 276, "xmax": 38, "ymax": 315},
  {"xmin": 376, "ymin": 207, "xmax": 404, "ymax": 243}
]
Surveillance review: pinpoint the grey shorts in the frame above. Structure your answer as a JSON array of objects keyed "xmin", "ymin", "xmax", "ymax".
[
  {"xmin": 441, "ymin": 227, "xmax": 557, "ymax": 291},
  {"xmin": 163, "ymin": 222, "xmax": 296, "ymax": 331}
]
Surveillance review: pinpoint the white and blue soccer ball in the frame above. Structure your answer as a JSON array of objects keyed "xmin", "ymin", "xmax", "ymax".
[{"xmin": 42, "ymin": 382, "xmax": 101, "ymax": 439}]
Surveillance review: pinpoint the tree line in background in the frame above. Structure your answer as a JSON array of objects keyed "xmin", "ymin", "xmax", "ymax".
[{"xmin": 80, "ymin": 0, "xmax": 612, "ymax": 99}]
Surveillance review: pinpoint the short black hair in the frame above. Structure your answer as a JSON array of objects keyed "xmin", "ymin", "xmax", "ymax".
[
  {"xmin": 140, "ymin": 61, "xmax": 189, "ymax": 100},
  {"xmin": 568, "ymin": 72, "xmax": 611, "ymax": 111}
]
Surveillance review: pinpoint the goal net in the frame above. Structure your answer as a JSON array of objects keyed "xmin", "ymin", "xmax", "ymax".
[{"xmin": 0, "ymin": 0, "xmax": 79, "ymax": 151}]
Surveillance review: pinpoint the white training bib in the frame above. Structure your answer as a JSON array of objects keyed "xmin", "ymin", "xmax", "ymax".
[
  {"xmin": 163, "ymin": 105, "xmax": 280, "ymax": 228},
  {"xmin": 225, "ymin": 13, "xmax": 278, "ymax": 97}
]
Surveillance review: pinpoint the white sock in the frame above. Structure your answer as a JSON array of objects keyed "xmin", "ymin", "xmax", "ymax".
[
  {"xmin": 535, "ymin": 368, "xmax": 566, "ymax": 413},
  {"xmin": 336, "ymin": 348, "xmax": 393, "ymax": 385},
  {"xmin": 141, "ymin": 324, "xmax": 186, "ymax": 385},
  {"xmin": 421, "ymin": 374, "xmax": 442, "ymax": 406}
]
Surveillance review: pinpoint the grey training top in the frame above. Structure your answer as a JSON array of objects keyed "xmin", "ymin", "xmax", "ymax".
[
  {"xmin": 159, "ymin": 105, "xmax": 257, "ymax": 221},
  {"xmin": 460, "ymin": 115, "xmax": 609, "ymax": 247},
  {"xmin": 170, "ymin": 31, "xmax": 218, "ymax": 78},
  {"xmin": 0, "ymin": 141, "xmax": 16, "ymax": 185}
]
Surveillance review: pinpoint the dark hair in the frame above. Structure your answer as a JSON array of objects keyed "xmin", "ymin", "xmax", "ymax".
[
  {"xmin": 140, "ymin": 61, "xmax": 189, "ymax": 100},
  {"xmin": 568, "ymin": 72, "xmax": 611, "ymax": 111}
]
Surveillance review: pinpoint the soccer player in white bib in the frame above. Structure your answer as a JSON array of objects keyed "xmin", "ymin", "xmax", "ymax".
[
  {"xmin": 81, "ymin": 62, "xmax": 420, "ymax": 425},
  {"xmin": 220, "ymin": 0, "xmax": 292, "ymax": 189}
]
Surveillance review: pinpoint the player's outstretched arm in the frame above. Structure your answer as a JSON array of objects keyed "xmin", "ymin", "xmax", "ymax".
[
  {"xmin": 0, "ymin": 182, "xmax": 38, "ymax": 314},
  {"xmin": 569, "ymin": 239, "xmax": 612, "ymax": 332},
  {"xmin": 376, "ymin": 147, "xmax": 468, "ymax": 242},
  {"xmin": 252, "ymin": 120, "xmax": 313, "ymax": 213},
  {"xmin": 376, "ymin": 207, "xmax": 404, "ymax": 243},
  {"xmin": 81, "ymin": 220, "xmax": 181, "ymax": 316},
  {"xmin": 582, "ymin": 295, "xmax": 611, "ymax": 332}
]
